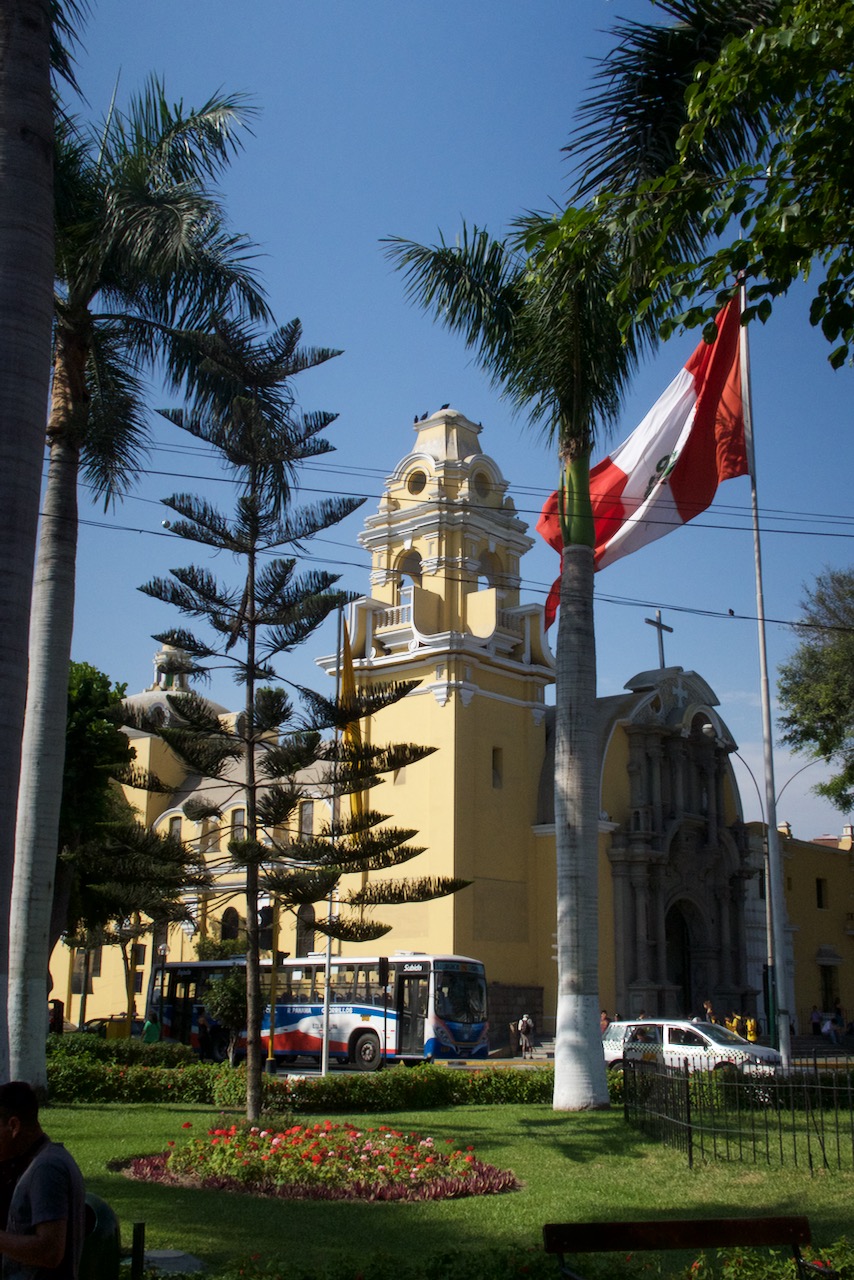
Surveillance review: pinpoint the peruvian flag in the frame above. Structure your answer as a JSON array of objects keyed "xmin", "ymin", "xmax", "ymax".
[{"xmin": 537, "ymin": 295, "xmax": 749, "ymax": 626}]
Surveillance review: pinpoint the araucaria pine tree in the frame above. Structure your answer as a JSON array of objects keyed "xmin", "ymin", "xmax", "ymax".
[{"xmin": 135, "ymin": 318, "xmax": 466, "ymax": 1120}]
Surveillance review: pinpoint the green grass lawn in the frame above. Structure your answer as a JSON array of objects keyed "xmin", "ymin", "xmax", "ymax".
[{"xmin": 48, "ymin": 1101, "xmax": 854, "ymax": 1276}]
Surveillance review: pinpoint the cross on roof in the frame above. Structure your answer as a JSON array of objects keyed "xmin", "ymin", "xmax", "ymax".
[{"xmin": 644, "ymin": 609, "xmax": 673, "ymax": 668}]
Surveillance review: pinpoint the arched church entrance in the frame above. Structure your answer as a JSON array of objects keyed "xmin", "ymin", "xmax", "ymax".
[{"xmin": 665, "ymin": 902, "xmax": 697, "ymax": 1018}]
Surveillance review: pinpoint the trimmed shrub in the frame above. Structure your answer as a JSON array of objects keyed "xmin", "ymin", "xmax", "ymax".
[
  {"xmin": 47, "ymin": 1057, "xmax": 618, "ymax": 1110},
  {"xmin": 47, "ymin": 1058, "xmax": 216, "ymax": 1104},
  {"xmin": 47, "ymin": 1031, "xmax": 196, "ymax": 1067}
]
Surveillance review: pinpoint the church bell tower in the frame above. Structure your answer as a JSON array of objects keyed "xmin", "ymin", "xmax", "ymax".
[{"xmin": 319, "ymin": 408, "xmax": 554, "ymax": 983}]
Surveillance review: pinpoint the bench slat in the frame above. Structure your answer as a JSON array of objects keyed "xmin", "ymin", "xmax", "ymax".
[{"xmin": 543, "ymin": 1217, "xmax": 811, "ymax": 1255}]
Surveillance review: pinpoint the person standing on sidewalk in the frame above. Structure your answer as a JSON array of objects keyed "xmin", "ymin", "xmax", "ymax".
[{"xmin": 518, "ymin": 1013, "xmax": 534, "ymax": 1059}]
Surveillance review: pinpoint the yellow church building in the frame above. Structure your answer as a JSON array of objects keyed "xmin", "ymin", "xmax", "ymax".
[{"xmin": 50, "ymin": 409, "xmax": 854, "ymax": 1043}]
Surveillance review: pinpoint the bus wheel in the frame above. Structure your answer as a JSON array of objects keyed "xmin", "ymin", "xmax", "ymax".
[{"xmin": 353, "ymin": 1032, "xmax": 382, "ymax": 1071}]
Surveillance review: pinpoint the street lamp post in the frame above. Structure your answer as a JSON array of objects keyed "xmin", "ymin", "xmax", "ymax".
[{"xmin": 724, "ymin": 745, "xmax": 823, "ymax": 1060}]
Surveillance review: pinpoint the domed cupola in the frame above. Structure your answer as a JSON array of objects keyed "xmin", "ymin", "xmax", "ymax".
[{"xmin": 123, "ymin": 643, "xmax": 230, "ymax": 729}]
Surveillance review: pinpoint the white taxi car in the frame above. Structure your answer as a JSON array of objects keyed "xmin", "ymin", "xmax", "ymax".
[{"xmin": 602, "ymin": 1019, "xmax": 782, "ymax": 1072}]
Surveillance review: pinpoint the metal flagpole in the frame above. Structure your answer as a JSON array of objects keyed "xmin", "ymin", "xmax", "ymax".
[
  {"xmin": 321, "ymin": 602, "xmax": 343, "ymax": 1077},
  {"xmin": 739, "ymin": 284, "xmax": 792, "ymax": 1070}
]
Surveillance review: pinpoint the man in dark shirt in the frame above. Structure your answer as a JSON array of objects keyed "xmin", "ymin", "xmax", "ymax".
[{"xmin": 0, "ymin": 1081, "xmax": 85, "ymax": 1278}]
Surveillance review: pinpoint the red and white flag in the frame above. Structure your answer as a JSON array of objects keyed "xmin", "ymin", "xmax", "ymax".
[{"xmin": 537, "ymin": 296, "xmax": 749, "ymax": 626}]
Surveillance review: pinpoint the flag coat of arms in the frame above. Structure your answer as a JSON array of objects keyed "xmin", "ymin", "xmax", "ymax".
[{"xmin": 537, "ymin": 296, "xmax": 749, "ymax": 625}]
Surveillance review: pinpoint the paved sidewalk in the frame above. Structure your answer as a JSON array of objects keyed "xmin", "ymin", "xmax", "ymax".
[{"xmin": 144, "ymin": 1250, "xmax": 205, "ymax": 1274}]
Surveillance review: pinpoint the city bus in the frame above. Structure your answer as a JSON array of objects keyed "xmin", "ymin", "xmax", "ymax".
[{"xmin": 153, "ymin": 952, "xmax": 489, "ymax": 1069}]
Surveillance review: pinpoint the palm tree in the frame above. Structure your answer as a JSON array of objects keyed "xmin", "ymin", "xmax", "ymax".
[
  {"xmin": 385, "ymin": 217, "xmax": 650, "ymax": 1109},
  {"xmin": 0, "ymin": 0, "xmax": 56, "ymax": 1080},
  {"xmin": 9, "ymin": 79, "xmax": 267, "ymax": 1087}
]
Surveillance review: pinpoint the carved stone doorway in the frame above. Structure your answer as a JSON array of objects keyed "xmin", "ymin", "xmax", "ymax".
[{"xmin": 665, "ymin": 902, "xmax": 694, "ymax": 1017}]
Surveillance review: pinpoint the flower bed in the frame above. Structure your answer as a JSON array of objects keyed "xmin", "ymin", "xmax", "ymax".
[{"xmin": 127, "ymin": 1119, "xmax": 520, "ymax": 1201}]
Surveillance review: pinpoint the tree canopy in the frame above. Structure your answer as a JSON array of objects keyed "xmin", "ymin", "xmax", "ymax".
[
  {"xmin": 778, "ymin": 567, "xmax": 854, "ymax": 810},
  {"xmin": 561, "ymin": 0, "xmax": 854, "ymax": 363}
]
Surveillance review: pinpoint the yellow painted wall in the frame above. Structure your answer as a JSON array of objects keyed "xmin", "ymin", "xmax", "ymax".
[{"xmin": 781, "ymin": 834, "xmax": 854, "ymax": 1021}]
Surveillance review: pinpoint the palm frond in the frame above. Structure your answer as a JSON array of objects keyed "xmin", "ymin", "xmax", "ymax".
[
  {"xmin": 564, "ymin": 0, "xmax": 779, "ymax": 250},
  {"xmin": 103, "ymin": 76, "xmax": 257, "ymax": 186},
  {"xmin": 51, "ymin": 0, "xmax": 88, "ymax": 94},
  {"xmin": 80, "ymin": 328, "xmax": 150, "ymax": 501},
  {"xmin": 383, "ymin": 225, "xmax": 522, "ymax": 374}
]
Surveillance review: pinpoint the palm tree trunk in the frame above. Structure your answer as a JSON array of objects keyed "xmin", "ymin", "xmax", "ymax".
[
  {"xmin": 553, "ymin": 455, "xmax": 609, "ymax": 1110},
  {"xmin": 9, "ymin": 432, "xmax": 80, "ymax": 1087},
  {"xmin": 0, "ymin": 0, "xmax": 54, "ymax": 1079}
]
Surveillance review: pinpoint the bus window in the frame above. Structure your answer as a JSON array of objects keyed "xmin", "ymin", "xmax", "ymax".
[
  {"xmin": 330, "ymin": 964, "xmax": 355, "ymax": 1002},
  {"xmin": 434, "ymin": 969, "xmax": 487, "ymax": 1022},
  {"xmin": 355, "ymin": 964, "xmax": 381, "ymax": 1005},
  {"xmin": 290, "ymin": 966, "xmax": 315, "ymax": 1004}
]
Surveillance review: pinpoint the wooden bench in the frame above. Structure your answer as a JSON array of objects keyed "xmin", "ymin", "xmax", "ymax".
[{"xmin": 543, "ymin": 1217, "xmax": 838, "ymax": 1280}]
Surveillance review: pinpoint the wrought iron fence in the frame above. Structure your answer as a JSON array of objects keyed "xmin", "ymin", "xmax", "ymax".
[{"xmin": 622, "ymin": 1057, "xmax": 854, "ymax": 1172}]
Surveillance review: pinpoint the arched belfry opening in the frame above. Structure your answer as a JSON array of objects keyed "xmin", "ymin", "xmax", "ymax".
[{"xmin": 394, "ymin": 549, "xmax": 422, "ymax": 602}]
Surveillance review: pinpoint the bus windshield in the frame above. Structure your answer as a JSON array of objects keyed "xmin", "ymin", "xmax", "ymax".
[{"xmin": 433, "ymin": 967, "xmax": 487, "ymax": 1023}]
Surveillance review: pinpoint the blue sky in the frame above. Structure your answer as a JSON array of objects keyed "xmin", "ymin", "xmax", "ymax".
[{"xmin": 67, "ymin": 1, "xmax": 854, "ymax": 840}]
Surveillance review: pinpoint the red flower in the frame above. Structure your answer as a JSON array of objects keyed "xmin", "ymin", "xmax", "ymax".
[{"xmin": 182, "ymin": 1122, "xmax": 193, "ymax": 1129}]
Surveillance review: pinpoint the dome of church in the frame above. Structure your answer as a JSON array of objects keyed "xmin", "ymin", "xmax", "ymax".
[{"xmin": 123, "ymin": 644, "xmax": 231, "ymax": 730}]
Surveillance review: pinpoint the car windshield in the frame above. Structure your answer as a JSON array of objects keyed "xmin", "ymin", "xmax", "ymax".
[{"xmin": 698, "ymin": 1022, "xmax": 748, "ymax": 1046}]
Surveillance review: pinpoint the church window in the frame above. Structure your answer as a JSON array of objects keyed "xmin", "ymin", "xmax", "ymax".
[
  {"xmin": 296, "ymin": 903, "xmax": 316, "ymax": 956},
  {"xmin": 168, "ymin": 815, "xmax": 182, "ymax": 840},
  {"xmin": 231, "ymin": 808, "xmax": 246, "ymax": 840},
  {"xmin": 407, "ymin": 470, "xmax": 427, "ymax": 496},
  {"xmin": 258, "ymin": 903, "xmax": 274, "ymax": 950},
  {"xmin": 816, "ymin": 877, "xmax": 828, "ymax": 909},
  {"xmin": 200, "ymin": 819, "xmax": 220, "ymax": 855},
  {"xmin": 71, "ymin": 946, "xmax": 102, "ymax": 994},
  {"xmin": 220, "ymin": 907, "xmax": 240, "ymax": 942},
  {"xmin": 492, "ymin": 747, "xmax": 503, "ymax": 789},
  {"xmin": 299, "ymin": 800, "xmax": 314, "ymax": 840},
  {"xmin": 473, "ymin": 470, "xmax": 491, "ymax": 500},
  {"xmin": 820, "ymin": 964, "xmax": 838, "ymax": 1010}
]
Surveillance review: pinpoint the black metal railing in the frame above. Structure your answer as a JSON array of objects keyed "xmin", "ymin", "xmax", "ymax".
[{"xmin": 622, "ymin": 1057, "xmax": 854, "ymax": 1172}]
